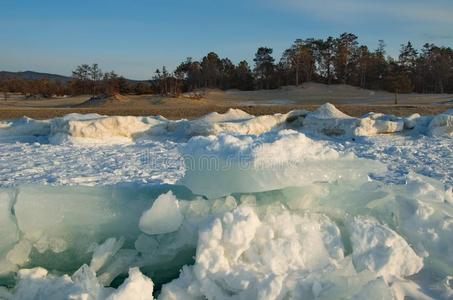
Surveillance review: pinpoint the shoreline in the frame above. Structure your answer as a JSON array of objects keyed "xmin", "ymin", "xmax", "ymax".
[{"xmin": 0, "ymin": 104, "xmax": 451, "ymax": 120}]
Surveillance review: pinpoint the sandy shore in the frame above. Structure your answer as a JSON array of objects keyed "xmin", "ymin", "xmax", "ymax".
[
  {"xmin": 0, "ymin": 104, "xmax": 451, "ymax": 120},
  {"xmin": 1, "ymin": 83, "xmax": 452, "ymax": 120}
]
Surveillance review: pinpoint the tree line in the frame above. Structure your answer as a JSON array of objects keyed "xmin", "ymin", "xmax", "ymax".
[
  {"xmin": 0, "ymin": 64, "xmax": 153, "ymax": 99},
  {"xmin": 1, "ymin": 33, "xmax": 453, "ymax": 99}
]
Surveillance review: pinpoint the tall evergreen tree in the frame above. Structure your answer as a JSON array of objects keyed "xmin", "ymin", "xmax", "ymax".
[
  {"xmin": 334, "ymin": 33, "xmax": 359, "ymax": 84},
  {"xmin": 201, "ymin": 52, "xmax": 221, "ymax": 88},
  {"xmin": 253, "ymin": 47, "xmax": 275, "ymax": 89},
  {"xmin": 235, "ymin": 61, "xmax": 254, "ymax": 90}
]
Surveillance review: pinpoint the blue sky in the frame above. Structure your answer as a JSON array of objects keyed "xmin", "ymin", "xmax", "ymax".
[{"xmin": 1, "ymin": 0, "xmax": 452, "ymax": 79}]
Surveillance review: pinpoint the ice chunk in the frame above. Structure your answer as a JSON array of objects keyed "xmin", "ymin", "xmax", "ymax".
[
  {"xmin": 396, "ymin": 188, "xmax": 453, "ymax": 275},
  {"xmin": 348, "ymin": 216, "xmax": 423, "ymax": 281},
  {"xmin": 301, "ymin": 103, "xmax": 358, "ymax": 136},
  {"xmin": 0, "ymin": 191, "xmax": 19, "ymax": 258},
  {"xmin": 12, "ymin": 265, "xmax": 101, "ymax": 300},
  {"xmin": 354, "ymin": 113, "xmax": 404, "ymax": 136},
  {"xmin": 6, "ymin": 239, "xmax": 32, "ymax": 266},
  {"xmin": 180, "ymin": 130, "xmax": 386, "ymax": 197},
  {"xmin": 188, "ymin": 108, "xmax": 287, "ymax": 136},
  {"xmin": 437, "ymin": 276, "xmax": 453, "ymax": 299},
  {"xmin": 139, "ymin": 191, "xmax": 184, "ymax": 235},
  {"xmin": 404, "ymin": 113, "xmax": 421, "ymax": 129},
  {"xmin": 11, "ymin": 264, "xmax": 153, "ymax": 300},
  {"xmin": 97, "ymin": 249, "xmax": 139, "ymax": 286},
  {"xmin": 12, "ymin": 185, "xmax": 153, "ymax": 272},
  {"xmin": 1, "ymin": 171, "xmax": 452, "ymax": 299},
  {"xmin": 406, "ymin": 172, "xmax": 449, "ymax": 203},
  {"xmin": 351, "ymin": 278, "xmax": 394, "ymax": 300},
  {"xmin": 1, "ymin": 105, "xmax": 450, "ymax": 145},
  {"xmin": 90, "ymin": 237, "xmax": 125, "ymax": 272},
  {"xmin": 0, "ymin": 117, "xmax": 50, "ymax": 137},
  {"xmin": 288, "ymin": 104, "xmax": 406, "ymax": 137},
  {"xmin": 161, "ymin": 206, "xmax": 346, "ymax": 299},
  {"xmin": 158, "ymin": 266, "xmax": 202, "ymax": 300},
  {"xmin": 72, "ymin": 264, "xmax": 103, "ymax": 298},
  {"xmin": 49, "ymin": 115, "xmax": 160, "ymax": 144},
  {"xmin": 106, "ymin": 267, "xmax": 154, "ymax": 300},
  {"xmin": 391, "ymin": 278, "xmax": 434, "ymax": 300},
  {"xmin": 210, "ymin": 114, "xmax": 287, "ymax": 136},
  {"xmin": 428, "ymin": 109, "xmax": 453, "ymax": 136}
]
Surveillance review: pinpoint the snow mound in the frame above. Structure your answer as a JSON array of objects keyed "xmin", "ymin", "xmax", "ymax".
[
  {"xmin": 196, "ymin": 108, "xmax": 253, "ymax": 124},
  {"xmin": 309, "ymin": 102, "xmax": 353, "ymax": 119}
]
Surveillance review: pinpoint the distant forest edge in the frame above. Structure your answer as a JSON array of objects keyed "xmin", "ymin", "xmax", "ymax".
[{"xmin": 1, "ymin": 33, "xmax": 453, "ymax": 99}]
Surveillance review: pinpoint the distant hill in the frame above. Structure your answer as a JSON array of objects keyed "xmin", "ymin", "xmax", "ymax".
[
  {"xmin": 0, "ymin": 70, "xmax": 147, "ymax": 84},
  {"xmin": 0, "ymin": 71, "xmax": 72, "ymax": 83}
]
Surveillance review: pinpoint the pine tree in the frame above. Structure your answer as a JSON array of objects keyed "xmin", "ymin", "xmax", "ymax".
[
  {"xmin": 253, "ymin": 47, "xmax": 275, "ymax": 89},
  {"xmin": 334, "ymin": 33, "xmax": 358, "ymax": 84}
]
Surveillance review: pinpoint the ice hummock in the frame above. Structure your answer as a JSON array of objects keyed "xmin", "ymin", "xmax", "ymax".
[
  {"xmin": 180, "ymin": 130, "xmax": 386, "ymax": 198},
  {"xmin": 0, "ymin": 171, "xmax": 452, "ymax": 299},
  {"xmin": 1, "ymin": 104, "xmax": 451, "ymax": 145},
  {"xmin": 0, "ymin": 104, "xmax": 452, "ymax": 299}
]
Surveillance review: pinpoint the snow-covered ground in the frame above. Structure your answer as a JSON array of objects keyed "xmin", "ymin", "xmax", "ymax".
[
  {"xmin": 0, "ymin": 139, "xmax": 183, "ymax": 187},
  {"xmin": 0, "ymin": 104, "xmax": 452, "ymax": 299}
]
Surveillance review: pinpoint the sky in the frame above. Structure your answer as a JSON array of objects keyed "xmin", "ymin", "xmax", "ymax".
[{"xmin": 1, "ymin": 0, "xmax": 452, "ymax": 80}]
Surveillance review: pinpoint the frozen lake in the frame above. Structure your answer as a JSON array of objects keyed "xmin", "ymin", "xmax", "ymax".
[{"xmin": 0, "ymin": 104, "xmax": 452, "ymax": 299}]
